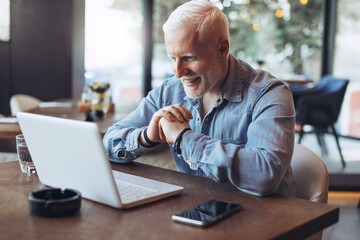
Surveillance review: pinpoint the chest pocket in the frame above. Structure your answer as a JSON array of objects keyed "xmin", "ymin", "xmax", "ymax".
[{"xmin": 212, "ymin": 110, "xmax": 252, "ymax": 146}]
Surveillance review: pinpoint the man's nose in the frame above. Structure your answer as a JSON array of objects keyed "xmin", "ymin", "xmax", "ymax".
[{"xmin": 173, "ymin": 61, "xmax": 188, "ymax": 78}]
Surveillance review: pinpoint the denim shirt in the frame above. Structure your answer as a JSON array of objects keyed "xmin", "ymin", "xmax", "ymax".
[{"xmin": 103, "ymin": 55, "xmax": 296, "ymax": 197}]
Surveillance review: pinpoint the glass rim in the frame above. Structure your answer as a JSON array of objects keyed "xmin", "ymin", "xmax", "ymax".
[{"xmin": 16, "ymin": 134, "xmax": 24, "ymax": 140}]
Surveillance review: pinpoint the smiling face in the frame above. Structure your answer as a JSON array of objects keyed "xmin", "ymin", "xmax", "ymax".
[{"xmin": 165, "ymin": 25, "xmax": 228, "ymax": 100}]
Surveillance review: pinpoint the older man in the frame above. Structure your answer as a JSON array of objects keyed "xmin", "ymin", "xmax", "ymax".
[{"xmin": 103, "ymin": 0, "xmax": 295, "ymax": 196}]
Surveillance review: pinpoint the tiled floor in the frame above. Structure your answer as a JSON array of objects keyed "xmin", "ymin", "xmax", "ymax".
[{"xmin": 323, "ymin": 192, "xmax": 360, "ymax": 240}]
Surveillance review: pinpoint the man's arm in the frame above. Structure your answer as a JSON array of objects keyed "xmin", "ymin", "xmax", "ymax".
[
  {"xmin": 103, "ymin": 80, "xmax": 192, "ymax": 163},
  {"xmin": 102, "ymin": 96, "xmax": 158, "ymax": 163}
]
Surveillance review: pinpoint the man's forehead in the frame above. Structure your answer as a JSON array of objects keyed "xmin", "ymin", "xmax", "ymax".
[
  {"xmin": 165, "ymin": 24, "xmax": 199, "ymax": 40},
  {"xmin": 165, "ymin": 38, "xmax": 200, "ymax": 57}
]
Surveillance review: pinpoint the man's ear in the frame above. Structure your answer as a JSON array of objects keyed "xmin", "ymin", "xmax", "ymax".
[{"xmin": 218, "ymin": 38, "xmax": 229, "ymax": 57}]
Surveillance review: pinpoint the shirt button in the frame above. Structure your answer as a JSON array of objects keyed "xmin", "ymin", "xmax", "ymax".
[
  {"xmin": 197, "ymin": 117, "xmax": 200, "ymax": 121},
  {"xmin": 130, "ymin": 144, "xmax": 133, "ymax": 149},
  {"xmin": 186, "ymin": 160, "xmax": 192, "ymax": 167}
]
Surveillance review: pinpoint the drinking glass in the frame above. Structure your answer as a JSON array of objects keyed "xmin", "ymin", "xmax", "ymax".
[{"xmin": 16, "ymin": 134, "xmax": 36, "ymax": 174}]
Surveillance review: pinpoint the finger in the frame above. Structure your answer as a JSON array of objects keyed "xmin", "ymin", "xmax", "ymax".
[
  {"xmin": 147, "ymin": 118, "xmax": 161, "ymax": 143},
  {"xmin": 158, "ymin": 109, "xmax": 176, "ymax": 122},
  {"xmin": 146, "ymin": 126, "xmax": 160, "ymax": 143},
  {"xmin": 176, "ymin": 104, "xmax": 193, "ymax": 121},
  {"xmin": 166, "ymin": 105, "xmax": 189, "ymax": 122},
  {"xmin": 169, "ymin": 110, "xmax": 184, "ymax": 123},
  {"xmin": 158, "ymin": 121, "xmax": 165, "ymax": 140}
]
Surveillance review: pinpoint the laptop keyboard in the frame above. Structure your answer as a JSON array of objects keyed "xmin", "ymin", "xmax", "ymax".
[{"xmin": 115, "ymin": 179, "xmax": 158, "ymax": 203}]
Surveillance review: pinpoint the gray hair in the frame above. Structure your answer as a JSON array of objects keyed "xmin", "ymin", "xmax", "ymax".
[{"xmin": 163, "ymin": 0, "xmax": 230, "ymax": 43}]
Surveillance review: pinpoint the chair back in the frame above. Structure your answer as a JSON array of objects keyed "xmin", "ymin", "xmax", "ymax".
[
  {"xmin": 290, "ymin": 74, "xmax": 333, "ymax": 97},
  {"xmin": 296, "ymin": 78, "xmax": 349, "ymax": 125},
  {"xmin": 291, "ymin": 143, "xmax": 328, "ymax": 203},
  {"xmin": 322, "ymin": 79, "xmax": 349, "ymax": 122},
  {"xmin": 10, "ymin": 94, "xmax": 41, "ymax": 116},
  {"xmin": 313, "ymin": 74, "xmax": 334, "ymax": 90}
]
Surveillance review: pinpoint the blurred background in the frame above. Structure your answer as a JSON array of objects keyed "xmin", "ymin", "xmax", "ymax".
[
  {"xmin": 82, "ymin": 0, "xmax": 360, "ymax": 138},
  {"xmin": 1, "ymin": 0, "xmax": 359, "ymax": 139}
]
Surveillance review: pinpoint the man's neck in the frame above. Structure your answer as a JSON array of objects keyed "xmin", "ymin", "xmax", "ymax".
[
  {"xmin": 200, "ymin": 94, "xmax": 216, "ymax": 119},
  {"xmin": 200, "ymin": 56, "xmax": 230, "ymax": 119}
]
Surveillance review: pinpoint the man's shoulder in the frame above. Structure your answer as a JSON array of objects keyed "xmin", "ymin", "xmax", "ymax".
[
  {"xmin": 222, "ymin": 56, "xmax": 287, "ymax": 102},
  {"xmin": 239, "ymin": 61, "xmax": 287, "ymax": 92},
  {"xmin": 253, "ymin": 70, "xmax": 283, "ymax": 87}
]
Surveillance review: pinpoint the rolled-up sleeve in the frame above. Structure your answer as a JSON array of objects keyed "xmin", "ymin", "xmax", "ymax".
[{"xmin": 103, "ymin": 87, "xmax": 162, "ymax": 163}]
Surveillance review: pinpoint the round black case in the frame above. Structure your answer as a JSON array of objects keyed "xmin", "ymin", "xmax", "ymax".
[{"xmin": 28, "ymin": 188, "xmax": 81, "ymax": 217}]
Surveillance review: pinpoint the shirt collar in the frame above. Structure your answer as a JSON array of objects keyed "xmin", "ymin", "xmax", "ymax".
[{"xmin": 220, "ymin": 54, "xmax": 249, "ymax": 103}]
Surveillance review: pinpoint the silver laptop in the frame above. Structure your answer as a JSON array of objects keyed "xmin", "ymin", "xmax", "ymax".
[{"xmin": 17, "ymin": 112, "xmax": 183, "ymax": 209}]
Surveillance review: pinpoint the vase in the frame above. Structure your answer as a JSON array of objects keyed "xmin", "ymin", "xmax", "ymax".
[{"xmin": 91, "ymin": 90, "xmax": 111, "ymax": 117}]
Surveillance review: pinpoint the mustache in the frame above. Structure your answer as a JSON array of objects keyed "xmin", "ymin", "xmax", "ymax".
[{"xmin": 181, "ymin": 76, "xmax": 199, "ymax": 80}]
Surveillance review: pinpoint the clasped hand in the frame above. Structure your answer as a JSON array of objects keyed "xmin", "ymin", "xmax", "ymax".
[{"xmin": 145, "ymin": 104, "xmax": 193, "ymax": 144}]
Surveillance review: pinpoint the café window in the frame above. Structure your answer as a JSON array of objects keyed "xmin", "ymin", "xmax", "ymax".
[
  {"xmin": 152, "ymin": 0, "xmax": 323, "ymax": 86},
  {"xmin": 152, "ymin": 0, "xmax": 189, "ymax": 88},
  {"xmin": 333, "ymin": 0, "xmax": 360, "ymax": 137},
  {"xmin": 0, "ymin": 0, "xmax": 10, "ymax": 42},
  {"xmin": 85, "ymin": 0, "xmax": 143, "ymax": 105}
]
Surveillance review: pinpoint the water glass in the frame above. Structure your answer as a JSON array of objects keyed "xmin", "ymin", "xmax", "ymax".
[{"xmin": 16, "ymin": 134, "xmax": 35, "ymax": 174}]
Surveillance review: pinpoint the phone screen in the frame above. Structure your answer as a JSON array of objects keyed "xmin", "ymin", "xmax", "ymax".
[{"xmin": 172, "ymin": 199, "xmax": 242, "ymax": 227}]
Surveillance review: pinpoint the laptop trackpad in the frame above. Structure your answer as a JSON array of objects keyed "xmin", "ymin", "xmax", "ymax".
[{"xmin": 112, "ymin": 170, "xmax": 183, "ymax": 194}]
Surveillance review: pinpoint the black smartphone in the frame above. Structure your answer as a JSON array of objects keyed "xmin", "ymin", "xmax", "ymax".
[{"xmin": 172, "ymin": 199, "xmax": 242, "ymax": 227}]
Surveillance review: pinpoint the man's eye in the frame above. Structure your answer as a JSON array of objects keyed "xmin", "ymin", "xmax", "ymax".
[{"xmin": 184, "ymin": 56, "xmax": 194, "ymax": 61}]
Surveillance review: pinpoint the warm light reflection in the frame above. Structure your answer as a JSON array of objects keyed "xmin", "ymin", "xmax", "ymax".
[
  {"xmin": 0, "ymin": 0, "xmax": 10, "ymax": 41},
  {"xmin": 275, "ymin": 9, "xmax": 283, "ymax": 18},
  {"xmin": 300, "ymin": 0, "xmax": 308, "ymax": 5},
  {"xmin": 252, "ymin": 23, "xmax": 260, "ymax": 31},
  {"xmin": 223, "ymin": 0, "xmax": 231, "ymax": 8},
  {"xmin": 250, "ymin": 9, "xmax": 258, "ymax": 15}
]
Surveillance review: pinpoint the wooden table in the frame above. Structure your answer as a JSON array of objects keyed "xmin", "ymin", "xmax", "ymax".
[
  {"xmin": 0, "ymin": 106, "xmax": 119, "ymax": 140},
  {"xmin": 279, "ymin": 75, "xmax": 313, "ymax": 86},
  {"xmin": 0, "ymin": 161, "xmax": 339, "ymax": 240}
]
